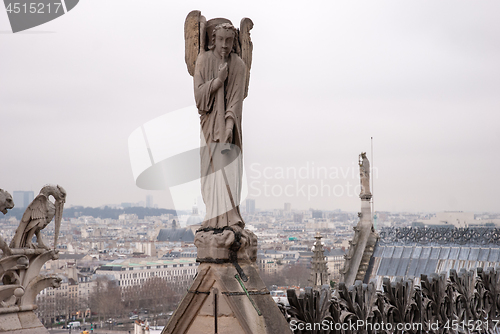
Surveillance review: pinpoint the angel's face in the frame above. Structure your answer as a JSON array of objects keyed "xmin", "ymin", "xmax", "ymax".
[{"xmin": 214, "ymin": 29, "xmax": 234, "ymax": 59}]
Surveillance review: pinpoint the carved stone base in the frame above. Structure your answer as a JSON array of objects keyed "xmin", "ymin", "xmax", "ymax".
[
  {"xmin": 0, "ymin": 311, "xmax": 48, "ymax": 333},
  {"xmin": 162, "ymin": 262, "xmax": 291, "ymax": 334},
  {"xmin": 194, "ymin": 228, "xmax": 258, "ymax": 262}
]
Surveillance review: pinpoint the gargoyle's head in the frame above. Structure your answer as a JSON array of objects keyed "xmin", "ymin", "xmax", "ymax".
[{"xmin": 0, "ymin": 189, "xmax": 14, "ymax": 215}]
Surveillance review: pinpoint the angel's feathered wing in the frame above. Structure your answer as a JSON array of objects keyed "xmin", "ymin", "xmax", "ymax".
[
  {"xmin": 238, "ymin": 18, "xmax": 254, "ymax": 98},
  {"xmin": 184, "ymin": 10, "xmax": 252, "ymax": 91},
  {"xmin": 185, "ymin": 10, "xmax": 204, "ymax": 76},
  {"xmin": 9, "ymin": 195, "xmax": 47, "ymax": 248}
]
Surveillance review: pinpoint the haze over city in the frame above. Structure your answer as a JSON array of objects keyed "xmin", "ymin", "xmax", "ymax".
[{"xmin": 1, "ymin": 1, "xmax": 499, "ymax": 212}]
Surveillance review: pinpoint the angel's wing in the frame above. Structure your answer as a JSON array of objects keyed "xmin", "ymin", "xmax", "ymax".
[
  {"xmin": 238, "ymin": 18, "xmax": 254, "ymax": 98},
  {"xmin": 184, "ymin": 10, "xmax": 202, "ymax": 76},
  {"xmin": 9, "ymin": 195, "xmax": 47, "ymax": 248}
]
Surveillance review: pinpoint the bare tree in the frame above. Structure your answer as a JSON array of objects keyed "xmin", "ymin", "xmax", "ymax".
[
  {"xmin": 89, "ymin": 277, "xmax": 123, "ymax": 322},
  {"xmin": 141, "ymin": 277, "xmax": 179, "ymax": 319}
]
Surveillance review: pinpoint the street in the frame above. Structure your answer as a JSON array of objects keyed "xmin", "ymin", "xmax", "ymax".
[{"xmin": 49, "ymin": 329, "xmax": 131, "ymax": 334}]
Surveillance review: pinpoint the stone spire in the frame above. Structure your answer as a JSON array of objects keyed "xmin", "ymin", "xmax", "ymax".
[
  {"xmin": 308, "ymin": 232, "xmax": 330, "ymax": 289},
  {"xmin": 341, "ymin": 153, "xmax": 378, "ymax": 286}
]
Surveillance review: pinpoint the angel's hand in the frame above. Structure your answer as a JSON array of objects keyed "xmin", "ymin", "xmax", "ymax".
[
  {"xmin": 224, "ymin": 128, "xmax": 233, "ymax": 144},
  {"xmin": 218, "ymin": 63, "xmax": 228, "ymax": 82}
]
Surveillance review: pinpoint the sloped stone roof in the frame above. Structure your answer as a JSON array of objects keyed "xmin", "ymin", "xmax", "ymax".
[
  {"xmin": 366, "ymin": 227, "xmax": 500, "ymax": 288},
  {"xmin": 157, "ymin": 228, "xmax": 195, "ymax": 242}
]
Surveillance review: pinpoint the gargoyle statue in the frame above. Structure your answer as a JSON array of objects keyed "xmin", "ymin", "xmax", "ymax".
[
  {"xmin": 0, "ymin": 189, "xmax": 14, "ymax": 255},
  {"xmin": 0, "ymin": 189, "xmax": 14, "ymax": 215},
  {"xmin": 10, "ymin": 185, "xmax": 66, "ymax": 250}
]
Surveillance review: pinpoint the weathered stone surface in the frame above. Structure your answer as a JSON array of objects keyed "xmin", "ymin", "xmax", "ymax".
[
  {"xmin": 0, "ymin": 189, "xmax": 14, "ymax": 255},
  {"xmin": 341, "ymin": 154, "xmax": 378, "ymax": 286},
  {"xmin": 308, "ymin": 232, "xmax": 330, "ymax": 289},
  {"xmin": 359, "ymin": 152, "xmax": 371, "ymax": 199},
  {"xmin": 195, "ymin": 228, "xmax": 257, "ymax": 261},
  {"xmin": 10, "ymin": 185, "xmax": 66, "ymax": 249},
  {"xmin": 0, "ymin": 189, "xmax": 14, "ymax": 215},
  {"xmin": 0, "ymin": 311, "xmax": 46, "ymax": 333},
  {"xmin": 164, "ymin": 263, "xmax": 291, "ymax": 334},
  {"xmin": 17, "ymin": 311, "xmax": 44, "ymax": 329},
  {"xmin": 0, "ymin": 329, "xmax": 48, "ymax": 334},
  {"xmin": 0, "ymin": 313, "xmax": 22, "ymax": 332},
  {"xmin": 0, "ymin": 186, "xmax": 64, "ymax": 333}
]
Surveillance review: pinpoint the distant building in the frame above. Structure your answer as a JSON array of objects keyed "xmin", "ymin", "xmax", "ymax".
[
  {"xmin": 284, "ymin": 203, "xmax": 291, "ymax": 212},
  {"xmin": 157, "ymin": 228, "xmax": 195, "ymax": 243},
  {"xmin": 96, "ymin": 257, "xmax": 198, "ymax": 293},
  {"xmin": 13, "ymin": 190, "xmax": 34, "ymax": 208},
  {"xmin": 325, "ymin": 248, "xmax": 347, "ymax": 280},
  {"xmin": 118, "ymin": 213, "xmax": 138, "ymax": 221},
  {"xmin": 246, "ymin": 199, "xmax": 255, "ymax": 214},
  {"xmin": 414, "ymin": 211, "xmax": 475, "ymax": 228},
  {"xmin": 312, "ymin": 210, "xmax": 323, "ymax": 219},
  {"xmin": 135, "ymin": 241, "xmax": 157, "ymax": 257},
  {"xmin": 257, "ymin": 250, "xmax": 284, "ymax": 275},
  {"xmin": 186, "ymin": 203, "xmax": 203, "ymax": 226},
  {"xmin": 146, "ymin": 195, "xmax": 153, "ymax": 208},
  {"xmin": 305, "ymin": 219, "xmax": 335, "ymax": 230},
  {"xmin": 294, "ymin": 213, "xmax": 303, "ymax": 223}
]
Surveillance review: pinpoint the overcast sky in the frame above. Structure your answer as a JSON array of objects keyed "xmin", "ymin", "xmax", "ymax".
[{"xmin": 1, "ymin": 1, "xmax": 499, "ymax": 213}]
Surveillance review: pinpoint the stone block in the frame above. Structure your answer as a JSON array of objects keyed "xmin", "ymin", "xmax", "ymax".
[
  {"xmin": 0, "ymin": 313, "xmax": 22, "ymax": 332},
  {"xmin": 18, "ymin": 311, "xmax": 44, "ymax": 329}
]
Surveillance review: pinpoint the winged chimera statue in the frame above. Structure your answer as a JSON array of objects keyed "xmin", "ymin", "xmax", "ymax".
[
  {"xmin": 10, "ymin": 185, "xmax": 66, "ymax": 250},
  {"xmin": 0, "ymin": 186, "xmax": 63, "ymax": 331}
]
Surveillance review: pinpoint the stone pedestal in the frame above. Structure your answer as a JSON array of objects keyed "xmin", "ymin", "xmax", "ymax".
[
  {"xmin": 163, "ymin": 229, "xmax": 291, "ymax": 334},
  {"xmin": 0, "ymin": 311, "xmax": 48, "ymax": 333},
  {"xmin": 0, "ymin": 249, "xmax": 61, "ymax": 333}
]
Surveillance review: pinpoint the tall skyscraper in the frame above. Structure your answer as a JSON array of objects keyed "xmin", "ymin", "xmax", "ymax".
[
  {"xmin": 13, "ymin": 191, "xmax": 34, "ymax": 208},
  {"xmin": 146, "ymin": 195, "xmax": 153, "ymax": 208},
  {"xmin": 284, "ymin": 202, "xmax": 291, "ymax": 212},
  {"xmin": 245, "ymin": 199, "xmax": 255, "ymax": 214},
  {"xmin": 312, "ymin": 210, "xmax": 323, "ymax": 219}
]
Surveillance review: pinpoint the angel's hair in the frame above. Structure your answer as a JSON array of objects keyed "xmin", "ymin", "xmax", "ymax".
[{"xmin": 209, "ymin": 23, "xmax": 237, "ymax": 51}]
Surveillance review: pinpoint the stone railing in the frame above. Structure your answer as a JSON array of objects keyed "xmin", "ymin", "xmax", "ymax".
[
  {"xmin": 280, "ymin": 267, "xmax": 500, "ymax": 333},
  {"xmin": 378, "ymin": 227, "xmax": 500, "ymax": 246}
]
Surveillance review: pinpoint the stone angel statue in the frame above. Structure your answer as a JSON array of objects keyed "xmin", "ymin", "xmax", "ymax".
[
  {"xmin": 10, "ymin": 185, "xmax": 66, "ymax": 249},
  {"xmin": 359, "ymin": 152, "xmax": 371, "ymax": 199},
  {"xmin": 184, "ymin": 11, "xmax": 253, "ymax": 229}
]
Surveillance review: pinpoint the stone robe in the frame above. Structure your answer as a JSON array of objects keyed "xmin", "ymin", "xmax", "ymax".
[
  {"xmin": 194, "ymin": 50, "xmax": 247, "ymax": 228},
  {"xmin": 359, "ymin": 156, "xmax": 371, "ymax": 197}
]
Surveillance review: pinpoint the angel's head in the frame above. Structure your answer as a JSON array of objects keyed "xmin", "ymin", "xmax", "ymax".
[{"xmin": 210, "ymin": 23, "xmax": 237, "ymax": 59}]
